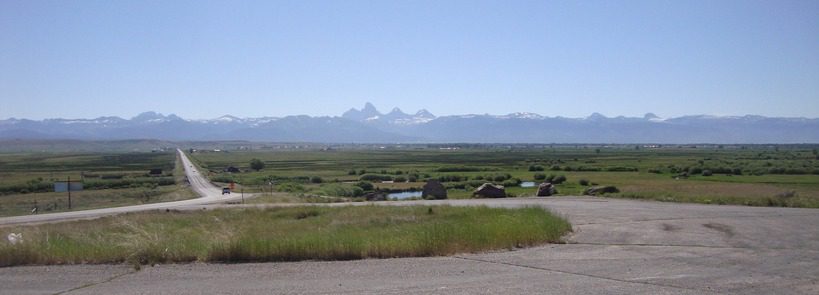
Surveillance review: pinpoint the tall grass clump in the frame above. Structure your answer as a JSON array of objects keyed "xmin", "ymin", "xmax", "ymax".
[{"xmin": 0, "ymin": 206, "xmax": 571, "ymax": 267}]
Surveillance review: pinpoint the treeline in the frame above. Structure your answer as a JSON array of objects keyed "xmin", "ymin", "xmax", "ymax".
[
  {"xmin": 660, "ymin": 165, "xmax": 819, "ymax": 176},
  {"xmin": 547, "ymin": 165, "xmax": 638, "ymax": 172}
]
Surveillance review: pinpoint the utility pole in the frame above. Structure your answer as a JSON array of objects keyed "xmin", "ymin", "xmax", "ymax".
[{"xmin": 67, "ymin": 176, "xmax": 72, "ymax": 210}]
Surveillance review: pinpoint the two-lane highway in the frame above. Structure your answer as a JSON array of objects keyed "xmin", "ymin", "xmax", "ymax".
[{"xmin": 0, "ymin": 149, "xmax": 245, "ymax": 226}]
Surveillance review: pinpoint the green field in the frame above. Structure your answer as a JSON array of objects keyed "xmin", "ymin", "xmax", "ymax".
[
  {"xmin": 0, "ymin": 205, "xmax": 571, "ymax": 267},
  {"xmin": 189, "ymin": 146, "xmax": 819, "ymax": 207},
  {"xmin": 0, "ymin": 151, "xmax": 196, "ymax": 216}
]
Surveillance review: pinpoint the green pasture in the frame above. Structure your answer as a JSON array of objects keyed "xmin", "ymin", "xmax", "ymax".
[{"xmin": 190, "ymin": 147, "xmax": 819, "ymax": 207}]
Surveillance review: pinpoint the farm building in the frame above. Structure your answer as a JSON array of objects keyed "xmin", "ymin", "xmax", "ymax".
[
  {"xmin": 537, "ymin": 182, "xmax": 555, "ymax": 196},
  {"xmin": 422, "ymin": 180, "xmax": 447, "ymax": 199},
  {"xmin": 473, "ymin": 183, "xmax": 506, "ymax": 198}
]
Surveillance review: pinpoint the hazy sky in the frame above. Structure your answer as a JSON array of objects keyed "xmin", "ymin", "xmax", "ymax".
[{"xmin": 1, "ymin": 0, "xmax": 817, "ymax": 120}]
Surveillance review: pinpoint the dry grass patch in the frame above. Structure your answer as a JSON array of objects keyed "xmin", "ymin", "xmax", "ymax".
[{"xmin": 0, "ymin": 205, "xmax": 571, "ymax": 267}]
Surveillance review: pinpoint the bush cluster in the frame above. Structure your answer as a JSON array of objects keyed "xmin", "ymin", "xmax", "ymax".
[{"xmin": 359, "ymin": 174, "xmax": 394, "ymax": 182}]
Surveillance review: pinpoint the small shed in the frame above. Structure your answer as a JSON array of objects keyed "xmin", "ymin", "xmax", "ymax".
[
  {"xmin": 422, "ymin": 180, "xmax": 448, "ymax": 200},
  {"xmin": 473, "ymin": 183, "xmax": 506, "ymax": 198},
  {"xmin": 224, "ymin": 166, "xmax": 240, "ymax": 173},
  {"xmin": 537, "ymin": 182, "xmax": 555, "ymax": 197}
]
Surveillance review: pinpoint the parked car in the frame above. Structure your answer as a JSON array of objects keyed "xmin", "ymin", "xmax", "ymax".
[{"xmin": 222, "ymin": 188, "xmax": 231, "ymax": 195}]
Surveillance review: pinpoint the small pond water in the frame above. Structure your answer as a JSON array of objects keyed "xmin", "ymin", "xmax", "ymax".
[
  {"xmin": 520, "ymin": 181, "xmax": 536, "ymax": 188},
  {"xmin": 387, "ymin": 191, "xmax": 423, "ymax": 199}
]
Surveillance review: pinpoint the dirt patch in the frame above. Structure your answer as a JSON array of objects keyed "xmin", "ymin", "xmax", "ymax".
[
  {"xmin": 661, "ymin": 223, "xmax": 681, "ymax": 231},
  {"xmin": 703, "ymin": 223, "xmax": 735, "ymax": 237}
]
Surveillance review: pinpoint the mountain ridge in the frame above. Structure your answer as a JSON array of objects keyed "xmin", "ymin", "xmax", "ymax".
[{"xmin": 2, "ymin": 104, "xmax": 818, "ymax": 143}]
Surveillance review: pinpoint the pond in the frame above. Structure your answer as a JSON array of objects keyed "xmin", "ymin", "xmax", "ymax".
[
  {"xmin": 387, "ymin": 191, "xmax": 423, "ymax": 199},
  {"xmin": 520, "ymin": 181, "xmax": 536, "ymax": 188}
]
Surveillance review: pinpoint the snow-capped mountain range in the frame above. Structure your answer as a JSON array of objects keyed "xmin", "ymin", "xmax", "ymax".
[{"xmin": 1, "ymin": 104, "xmax": 818, "ymax": 143}]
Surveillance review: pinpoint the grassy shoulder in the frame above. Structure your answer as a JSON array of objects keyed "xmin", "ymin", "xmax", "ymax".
[{"xmin": 0, "ymin": 205, "xmax": 571, "ymax": 267}]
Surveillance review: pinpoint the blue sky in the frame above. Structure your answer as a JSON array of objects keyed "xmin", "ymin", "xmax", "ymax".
[{"xmin": 1, "ymin": 0, "xmax": 817, "ymax": 120}]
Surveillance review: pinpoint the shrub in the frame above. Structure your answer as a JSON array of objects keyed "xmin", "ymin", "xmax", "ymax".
[
  {"xmin": 291, "ymin": 176, "xmax": 311, "ymax": 183},
  {"xmin": 702, "ymin": 170, "xmax": 713, "ymax": 176},
  {"xmin": 578, "ymin": 179, "xmax": 590, "ymax": 186},
  {"xmin": 528, "ymin": 165, "xmax": 544, "ymax": 171},
  {"xmin": 490, "ymin": 174, "xmax": 511, "ymax": 182},
  {"xmin": 552, "ymin": 175, "xmax": 567, "ymax": 184},
  {"xmin": 605, "ymin": 166, "xmax": 638, "ymax": 172},
  {"xmin": 249, "ymin": 158, "xmax": 265, "ymax": 171},
  {"xmin": 360, "ymin": 174, "xmax": 393, "ymax": 182},
  {"xmin": 354, "ymin": 181, "xmax": 374, "ymax": 191},
  {"xmin": 310, "ymin": 176, "xmax": 323, "ymax": 184},
  {"xmin": 211, "ymin": 175, "xmax": 236, "ymax": 183},
  {"xmin": 583, "ymin": 186, "xmax": 619, "ymax": 195},
  {"xmin": 437, "ymin": 166, "xmax": 483, "ymax": 172},
  {"xmin": 533, "ymin": 173, "xmax": 546, "ymax": 180},
  {"xmin": 276, "ymin": 182, "xmax": 306, "ymax": 193},
  {"xmin": 394, "ymin": 176, "xmax": 407, "ymax": 183},
  {"xmin": 313, "ymin": 184, "xmax": 364, "ymax": 197},
  {"xmin": 502, "ymin": 178, "xmax": 522, "ymax": 187},
  {"xmin": 438, "ymin": 175, "xmax": 466, "ymax": 182},
  {"xmin": 466, "ymin": 180, "xmax": 486, "ymax": 188}
]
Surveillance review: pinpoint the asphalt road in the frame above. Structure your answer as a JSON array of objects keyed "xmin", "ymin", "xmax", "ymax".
[
  {"xmin": 2, "ymin": 197, "xmax": 818, "ymax": 294},
  {"xmin": 0, "ymin": 149, "xmax": 245, "ymax": 227}
]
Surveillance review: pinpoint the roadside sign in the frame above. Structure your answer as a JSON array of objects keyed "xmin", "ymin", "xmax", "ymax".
[{"xmin": 54, "ymin": 182, "xmax": 83, "ymax": 192}]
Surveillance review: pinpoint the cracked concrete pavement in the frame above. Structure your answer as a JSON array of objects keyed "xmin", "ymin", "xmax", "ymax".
[{"xmin": 2, "ymin": 197, "xmax": 818, "ymax": 294}]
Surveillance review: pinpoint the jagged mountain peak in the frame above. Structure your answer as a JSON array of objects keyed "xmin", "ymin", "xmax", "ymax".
[
  {"xmin": 342, "ymin": 102, "xmax": 383, "ymax": 121},
  {"xmin": 132, "ymin": 111, "xmax": 165, "ymax": 121},
  {"xmin": 415, "ymin": 109, "xmax": 435, "ymax": 119},
  {"xmin": 362, "ymin": 102, "xmax": 378, "ymax": 113},
  {"xmin": 344, "ymin": 104, "xmax": 437, "ymax": 125}
]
